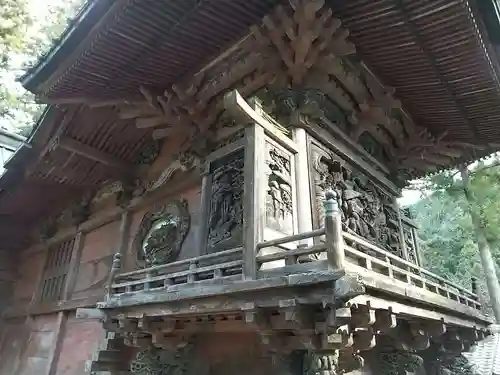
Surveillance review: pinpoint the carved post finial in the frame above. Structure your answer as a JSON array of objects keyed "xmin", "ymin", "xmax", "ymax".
[
  {"xmin": 471, "ymin": 277, "xmax": 478, "ymax": 295},
  {"xmin": 323, "ymin": 189, "xmax": 339, "ymax": 216},
  {"xmin": 324, "ymin": 189, "xmax": 344, "ymax": 271}
]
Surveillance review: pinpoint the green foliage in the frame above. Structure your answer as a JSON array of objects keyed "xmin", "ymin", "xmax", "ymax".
[
  {"xmin": 0, "ymin": 0, "xmax": 31, "ymax": 68},
  {"xmin": 0, "ymin": 0, "xmax": 85, "ymax": 135},
  {"xmin": 408, "ymin": 160, "xmax": 500, "ymax": 316}
]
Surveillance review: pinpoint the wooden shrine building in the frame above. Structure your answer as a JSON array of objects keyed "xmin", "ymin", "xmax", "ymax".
[{"xmin": 2, "ymin": 0, "xmax": 500, "ymax": 374}]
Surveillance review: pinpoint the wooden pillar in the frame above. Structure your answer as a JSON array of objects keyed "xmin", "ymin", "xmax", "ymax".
[
  {"xmin": 460, "ymin": 165, "xmax": 500, "ymax": 322},
  {"xmin": 196, "ymin": 167, "xmax": 211, "ymax": 256},
  {"xmin": 293, "ymin": 127, "xmax": 313, "ymax": 241},
  {"xmin": 324, "ymin": 190, "xmax": 344, "ymax": 270},
  {"xmin": 243, "ymin": 123, "xmax": 265, "ymax": 279}
]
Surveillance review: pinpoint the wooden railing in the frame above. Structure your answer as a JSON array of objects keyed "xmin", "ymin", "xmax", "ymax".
[
  {"xmin": 106, "ymin": 248, "xmax": 243, "ymax": 297},
  {"xmin": 104, "ymin": 190, "xmax": 480, "ymax": 312}
]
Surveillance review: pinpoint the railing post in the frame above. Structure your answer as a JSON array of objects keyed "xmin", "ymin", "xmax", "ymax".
[
  {"xmin": 471, "ymin": 277, "xmax": 478, "ymax": 295},
  {"xmin": 324, "ymin": 190, "xmax": 344, "ymax": 270},
  {"xmin": 105, "ymin": 253, "xmax": 122, "ymax": 300}
]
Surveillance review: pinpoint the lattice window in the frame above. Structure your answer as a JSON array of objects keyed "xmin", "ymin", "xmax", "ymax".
[{"xmin": 38, "ymin": 238, "xmax": 74, "ymax": 302}]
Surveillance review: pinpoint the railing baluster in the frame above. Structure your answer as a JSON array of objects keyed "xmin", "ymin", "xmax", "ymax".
[
  {"xmin": 187, "ymin": 260, "xmax": 198, "ymax": 283},
  {"xmin": 214, "ymin": 268, "xmax": 223, "ymax": 278},
  {"xmin": 324, "ymin": 190, "xmax": 344, "ymax": 271},
  {"xmin": 144, "ymin": 272, "xmax": 152, "ymax": 291}
]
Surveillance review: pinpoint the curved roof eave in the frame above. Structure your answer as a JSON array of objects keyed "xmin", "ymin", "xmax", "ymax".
[{"xmin": 19, "ymin": 0, "xmax": 116, "ymax": 93}]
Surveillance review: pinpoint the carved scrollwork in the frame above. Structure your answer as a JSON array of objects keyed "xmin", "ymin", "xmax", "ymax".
[
  {"xmin": 130, "ymin": 342, "xmax": 195, "ymax": 375},
  {"xmin": 134, "ymin": 199, "xmax": 190, "ymax": 267}
]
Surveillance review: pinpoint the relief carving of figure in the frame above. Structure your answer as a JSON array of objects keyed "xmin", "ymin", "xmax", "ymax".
[
  {"xmin": 207, "ymin": 152, "xmax": 244, "ymax": 250},
  {"xmin": 313, "ymin": 151, "xmax": 404, "ymax": 258},
  {"xmin": 266, "ymin": 146, "xmax": 293, "ymax": 233}
]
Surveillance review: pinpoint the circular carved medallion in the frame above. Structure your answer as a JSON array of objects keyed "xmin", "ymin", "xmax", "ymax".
[{"xmin": 135, "ymin": 199, "xmax": 190, "ymax": 267}]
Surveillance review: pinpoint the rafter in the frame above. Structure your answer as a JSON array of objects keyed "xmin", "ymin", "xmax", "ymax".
[{"xmin": 57, "ymin": 137, "xmax": 134, "ymax": 175}]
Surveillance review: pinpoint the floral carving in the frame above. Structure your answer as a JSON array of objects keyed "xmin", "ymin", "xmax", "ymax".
[{"xmin": 134, "ymin": 199, "xmax": 190, "ymax": 267}]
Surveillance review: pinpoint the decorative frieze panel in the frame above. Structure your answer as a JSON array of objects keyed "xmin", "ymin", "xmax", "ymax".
[
  {"xmin": 309, "ymin": 141, "xmax": 404, "ymax": 259},
  {"xmin": 265, "ymin": 141, "xmax": 294, "ymax": 234},
  {"xmin": 206, "ymin": 150, "xmax": 244, "ymax": 252}
]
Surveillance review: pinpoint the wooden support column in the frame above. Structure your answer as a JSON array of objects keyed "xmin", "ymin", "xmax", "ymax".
[
  {"xmin": 243, "ymin": 122, "xmax": 265, "ymax": 279},
  {"xmin": 293, "ymin": 127, "xmax": 313, "ymax": 243},
  {"xmin": 62, "ymin": 231, "xmax": 85, "ymax": 301}
]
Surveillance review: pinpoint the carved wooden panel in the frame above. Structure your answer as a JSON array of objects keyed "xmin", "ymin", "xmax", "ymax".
[
  {"xmin": 309, "ymin": 140, "xmax": 404, "ymax": 259},
  {"xmin": 134, "ymin": 199, "xmax": 191, "ymax": 267},
  {"xmin": 401, "ymin": 212, "xmax": 419, "ymax": 265},
  {"xmin": 38, "ymin": 238, "xmax": 74, "ymax": 302},
  {"xmin": 265, "ymin": 140, "xmax": 294, "ymax": 235},
  {"xmin": 206, "ymin": 149, "xmax": 244, "ymax": 253}
]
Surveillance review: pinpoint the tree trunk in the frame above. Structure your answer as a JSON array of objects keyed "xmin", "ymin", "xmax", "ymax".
[{"xmin": 460, "ymin": 165, "xmax": 500, "ymax": 322}]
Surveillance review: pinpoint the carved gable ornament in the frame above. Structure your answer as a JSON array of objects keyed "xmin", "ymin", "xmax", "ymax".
[{"xmin": 134, "ymin": 199, "xmax": 190, "ymax": 267}]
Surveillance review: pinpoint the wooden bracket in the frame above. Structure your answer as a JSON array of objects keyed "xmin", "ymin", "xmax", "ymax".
[
  {"xmin": 353, "ymin": 327, "xmax": 376, "ymax": 351},
  {"xmin": 75, "ymin": 308, "xmax": 107, "ymax": 322},
  {"xmin": 350, "ymin": 303, "xmax": 376, "ymax": 328},
  {"xmin": 373, "ymin": 309, "xmax": 397, "ymax": 334}
]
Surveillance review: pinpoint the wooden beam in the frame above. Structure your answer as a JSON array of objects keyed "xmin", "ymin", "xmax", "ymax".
[{"xmin": 57, "ymin": 136, "xmax": 134, "ymax": 174}]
